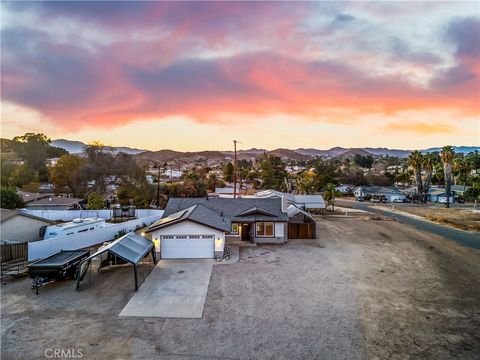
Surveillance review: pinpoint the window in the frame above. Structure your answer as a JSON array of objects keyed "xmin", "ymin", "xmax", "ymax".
[
  {"xmin": 231, "ymin": 223, "xmax": 239, "ymax": 234},
  {"xmin": 256, "ymin": 222, "xmax": 274, "ymax": 237},
  {"xmin": 78, "ymin": 229, "xmax": 88, "ymax": 233}
]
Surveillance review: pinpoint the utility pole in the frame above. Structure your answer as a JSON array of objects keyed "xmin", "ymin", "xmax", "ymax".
[
  {"xmin": 233, "ymin": 140, "xmax": 237, "ymax": 199},
  {"xmin": 156, "ymin": 164, "xmax": 161, "ymax": 208}
]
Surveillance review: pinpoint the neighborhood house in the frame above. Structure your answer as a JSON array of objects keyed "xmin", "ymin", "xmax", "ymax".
[{"xmin": 146, "ymin": 197, "xmax": 314, "ymax": 259}]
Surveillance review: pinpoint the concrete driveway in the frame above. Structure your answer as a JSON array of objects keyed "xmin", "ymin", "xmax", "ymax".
[{"xmin": 119, "ymin": 259, "xmax": 213, "ymax": 318}]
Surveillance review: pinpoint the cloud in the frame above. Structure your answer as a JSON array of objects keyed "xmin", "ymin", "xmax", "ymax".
[
  {"xmin": 383, "ymin": 121, "xmax": 462, "ymax": 135},
  {"xmin": 1, "ymin": 2, "xmax": 479, "ymax": 133}
]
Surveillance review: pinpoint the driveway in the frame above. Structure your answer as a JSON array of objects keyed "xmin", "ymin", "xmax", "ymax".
[{"xmin": 120, "ymin": 259, "xmax": 213, "ymax": 318}]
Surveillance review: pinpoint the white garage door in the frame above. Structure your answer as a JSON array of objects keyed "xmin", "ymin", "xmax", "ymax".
[{"xmin": 160, "ymin": 235, "xmax": 214, "ymax": 259}]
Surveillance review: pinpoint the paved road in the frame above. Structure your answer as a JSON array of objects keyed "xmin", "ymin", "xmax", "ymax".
[{"xmin": 337, "ymin": 199, "xmax": 480, "ymax": 250}]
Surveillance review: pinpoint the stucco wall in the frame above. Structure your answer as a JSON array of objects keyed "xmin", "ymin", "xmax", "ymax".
[
  {"xmin": 1, "ymin": 216, "xmax": 50, "ymax": 243},
  {"xmin": 253, "ymin": 222, "xmax": 287, "ymax": 244}
]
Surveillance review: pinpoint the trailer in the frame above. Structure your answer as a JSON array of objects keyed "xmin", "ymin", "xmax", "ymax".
[{"xmin": 28, "ymin": 250, "xmax": 90, "ymax": 294}]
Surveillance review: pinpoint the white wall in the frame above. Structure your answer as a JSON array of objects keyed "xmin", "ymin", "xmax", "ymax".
[
  {"xmin": 149, "ymin": 220, "xmax": 226, "ymax": 253},
  {"xmin": 1, "ymin": 216, "xmax": 50, "ymax": 244},
  {"xmin": 28, "ymin": 214, "xmax": 161, "ymax": 261},
  {"xmin": 18, "ymin": 209, "xmax": 163, "ymax": 221},
  {"xmin": 150, "ymin": 220, "xmax": 225, "ymax": 239}
]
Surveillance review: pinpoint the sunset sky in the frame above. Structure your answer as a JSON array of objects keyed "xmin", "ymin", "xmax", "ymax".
[{"xmin": 1, "ymin": 1, "xmax": 479, "ymax": 151}]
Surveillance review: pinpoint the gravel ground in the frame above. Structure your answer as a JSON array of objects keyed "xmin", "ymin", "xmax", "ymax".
[{"xmin": 1, "ymin": 216, "xmax": 479, "ymax": 360}]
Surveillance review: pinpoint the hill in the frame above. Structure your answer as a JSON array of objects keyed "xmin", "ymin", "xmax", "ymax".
[
  {"xmin": 338, "ymin": 148, "xmax": 373, "ymax": 159},
  {"xmin": 51, "ymin": 139, "xmax": 146, "ymax": 155},
  {"xmin": 267, "ymin": 148, "xmax": 309, "ymax": 161}
]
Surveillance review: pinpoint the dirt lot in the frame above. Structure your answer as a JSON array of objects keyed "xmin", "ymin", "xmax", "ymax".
[
  {"xmin": 390, "ymin": 205, "xmax": 480, "ymax": 232},
  {"xmin": 1, "ymin": 217, "xmax": 479, "ymax": 359}
]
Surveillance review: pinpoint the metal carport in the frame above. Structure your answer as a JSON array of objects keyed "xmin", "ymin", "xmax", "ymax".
[{"xmin": 76, "ymin": 232, "xmax": 157, "ymax": 291}]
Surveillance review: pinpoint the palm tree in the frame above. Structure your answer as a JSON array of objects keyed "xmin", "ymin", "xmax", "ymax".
[
  {"xmin": 324, "ymin": 183, "xmax": 336, "ymax": 211},
  {"xmin": 440, "ymin": 146, "xmax": 455, "ymax": 208},
  {"xmin": 453, "ymin": 157, "xmax": 470, "ymax": 192},
  {"xmin": 408, "ymin": 150, "xmax": 424, "ymax": 202},
  {"xmin": 422, "ymin": 153, "xmax": 436, "ymax": 203}
]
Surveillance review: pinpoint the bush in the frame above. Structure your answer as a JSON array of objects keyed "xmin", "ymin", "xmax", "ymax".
[
  {"xmin": 0, "ymin": 187, "xmax": 25, "ymax": 209},
  {"xmin": 86, "ymin": 192, "xmax": 104, "ymax": 210}
]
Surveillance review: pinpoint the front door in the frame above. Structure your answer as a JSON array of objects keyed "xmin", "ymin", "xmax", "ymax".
[{"xmin": 241, "ymin": 223, "xmax": 252, "ymax": 242}]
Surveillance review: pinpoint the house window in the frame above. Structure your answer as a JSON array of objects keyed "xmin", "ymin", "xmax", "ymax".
[
  {"xmin": 256, "ymin": 222, "xmax": 274, "ymax": 237},
  {"xmin": 231, "ymin": 223, "xmax": 239, "ymax": 234}
]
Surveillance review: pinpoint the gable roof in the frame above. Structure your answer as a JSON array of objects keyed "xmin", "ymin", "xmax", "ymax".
[
  {"xmin": 162, "ymin": 197, "xmax": 288, "ymax": 224},
  {"xmin": 0, "ymin": 208, "xmax": 53, "ymax": 224},
  {"xmin": 147, "ymin": 204, "xmax": 231, "ymax": 233}
]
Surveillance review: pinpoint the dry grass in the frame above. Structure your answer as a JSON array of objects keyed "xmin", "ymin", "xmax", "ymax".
[{"xmin": 398, "ymin": 206, "xmax": 480, "ymax": 232}]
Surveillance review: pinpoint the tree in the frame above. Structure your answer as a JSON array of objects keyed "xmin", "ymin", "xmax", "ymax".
[
  {"xmin": 354, "ymin": 154, "xmax": 374, "ymax": 169},
  {"xmin": 464, "ymin": 183, "xmax": 480, "ymax": 203},
  {"xmin": 259, "ymin": 154, "xmax": 288, "ymax": 191},
  {"xmin": 440, "ymin": 146, "xmax": 455, "ymax": 208},
  {"xmin": 0, "ymin": 187, "xmax": 25, "ymax": 209},
  {"xmin": 10, "ymin": 164, "xmax": 37, "ymax": 189},
  {"xmin": 453, "ymin": 157, "xmax": 471, "ymax": 191},
  {"xmin": 324, "ymin": 183, "xmax": 337, "ymax": 211},
  {"xmin": 12, "ymin": 133, "xmax": 52, "ymax": 179},
  {"xmin": 223, "ymin": 162, "xmax": 234, "ymax": 183},
  {"xmin": 408, "ymin": 150, "xmax": 424, "ymax": 202},
  {"xmin": 86, "ymin": 192, "xmax": 104, "ymax": 210},
  {"xmin": 49, "ymin": 154, "xmax": 86, "ymax": 195},
  {"xmin": 312, "ymin": 159, "xmax": 338, "ymax": 189},
  {"xmin": 466, "ymin": 151, "xmax": 480, "ymax": 173},
  {"xmin": 422, "ymin": 153, "xmax": 436, "ymax": 202}
]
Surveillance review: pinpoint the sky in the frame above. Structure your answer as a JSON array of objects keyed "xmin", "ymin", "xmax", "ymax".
[{"xmin": 1, "ymin": 1, "xmax": 479, "ymax": 151}]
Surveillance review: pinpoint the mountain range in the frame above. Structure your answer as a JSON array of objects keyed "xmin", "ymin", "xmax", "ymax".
[{"xmin": 43, "ymin": 139, "xmax": 479, "ymax": 161}]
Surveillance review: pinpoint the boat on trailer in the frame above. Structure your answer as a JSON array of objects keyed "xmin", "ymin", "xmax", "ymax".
[{"xmin": 28, "ymin": 250, "xmax": 90, "ymax": 294}]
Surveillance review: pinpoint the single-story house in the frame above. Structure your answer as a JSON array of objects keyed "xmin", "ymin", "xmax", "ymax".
[
  {"xmin": 254, "ymin": 189, "xmax": 325, "ymax": 210},
  {"xmin": 426, "ymin": 188, "xmax": 455, "ymax": 203},
  {"xmin": 23, "ymin": 194, "xmax": 83, "ymax": 210},
  {"xmin": 146, "ymin": 197, "xmax": 292, "ymax": 259},
  {"xmin": 354, "ymin": 186, "xmax": 406, "ymax": 202},
  {"xmin": 0, "ymin": 209, "xmax": 53, "ymax": 244},
  {"xmin": 450, "ymin": 185, "xmax": 470, "ymax": 196}
]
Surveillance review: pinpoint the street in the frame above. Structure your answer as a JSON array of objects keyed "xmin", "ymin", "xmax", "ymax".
[{"xmin": 336, "ymin": 199, "xmax": 480, "ymax": 250}]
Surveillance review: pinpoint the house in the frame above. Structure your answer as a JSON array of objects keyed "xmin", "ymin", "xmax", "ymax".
[
  {"xmin": 426, "ymin": 188, "xmax": 455, "ymax": 203},
  {"xmin": 450, "ymin": 185, "xmax": 470, "ymax": 196},
  {"xmin": 146, "ymin": 197, "xmax": 290, "ymax": 259},
  {"xmin": 25, "ymin": 196, "xmax": 83, "ymax": 210},
  {"xmin": 354, "ymin": 186, "xmax": 406, "ymax": 202},
  {"xmin": 254, "ymin": 189, "xmax": 325, "ymax": 210},
  {"xmin": 0, "ymin": 209, "xmax": 53, "ymax": 244}
]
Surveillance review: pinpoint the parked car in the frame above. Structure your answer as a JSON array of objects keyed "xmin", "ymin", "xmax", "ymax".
[
  {"xmin": 356, "ymin": 197, "xmax": 364, "ymax": 202},
  {"xmin": 370, "ymin": 197, "xmax": 381, "ymax": 203},
  {"xmin": 393, "ymin": 198, "xmax": 404, "ymax": 203},
  {"xmin": 456, "ymin": 197, "xmax": 466, "ymax": 204}
]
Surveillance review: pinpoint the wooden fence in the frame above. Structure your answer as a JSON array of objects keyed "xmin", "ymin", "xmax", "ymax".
[
  {"xmin": 1, "ymin": 242, "xmax": 28, "ymax": 263},
  {"xmin": 288, "ymin": 223, "xmax": 316, "ymax": 239}
]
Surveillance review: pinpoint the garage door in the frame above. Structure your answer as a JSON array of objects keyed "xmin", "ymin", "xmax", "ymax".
[{"xmin": 160, "ymin": 235, "xmax": 214, "ymax": 259}]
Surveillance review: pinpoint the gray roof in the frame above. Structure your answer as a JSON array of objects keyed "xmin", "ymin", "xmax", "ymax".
[
  {"xmin": 85, "ymin": 232, "xmax": 154, "ymax": 264},
  {"xmin": 162, "ymin": 197, "xmax": 288, "ymax": 224},
  {"xmin": 356, "ymin": 186, "xmax": 404, "ymax": 195},
  {"xmin": 147, "ymin": 204, "xmax": 231, "ymax": 233},
  {"xmin": 0, "ymin": 208, "xmax": 53, "ymax": 224}
]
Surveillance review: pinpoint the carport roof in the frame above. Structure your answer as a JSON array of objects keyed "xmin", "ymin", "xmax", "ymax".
[{"xmin": 85, "ymin": 232, "xmax": 154, "ymax": 264}]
